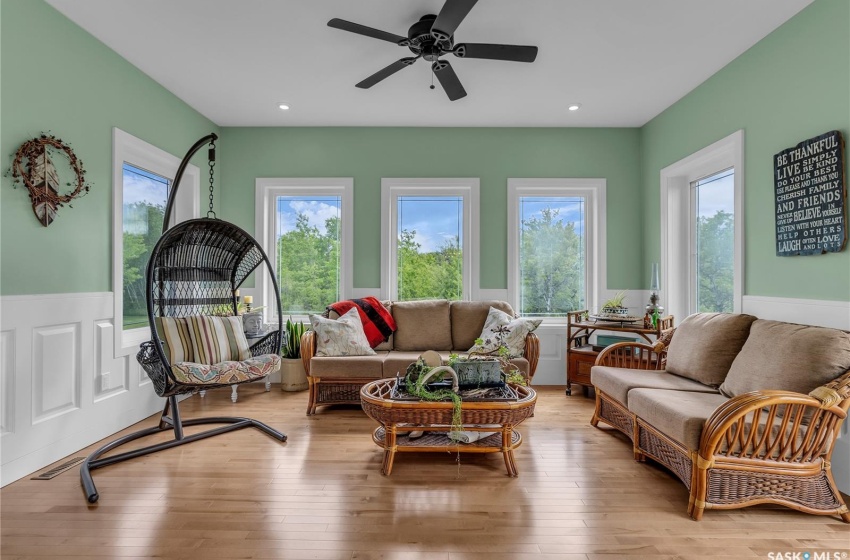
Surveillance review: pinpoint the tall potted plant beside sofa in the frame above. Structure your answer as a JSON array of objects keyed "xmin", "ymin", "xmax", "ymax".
[{"xmin": 280, "ymin": 318, "xmax": 309, "ymax": 392}]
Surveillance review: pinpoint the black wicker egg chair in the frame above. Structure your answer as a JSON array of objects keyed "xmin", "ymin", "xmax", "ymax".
[{"xmin": 81, "ymin": 134, "xmax": 286, "ymax": 503}]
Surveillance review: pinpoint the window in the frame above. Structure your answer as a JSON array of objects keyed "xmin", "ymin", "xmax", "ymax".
[
  {"xmin": 508, "ymin": 179, "xmax": 606, "ymax": 320},
  {"xmin": 256, "ymin": 179, "xmax": 353, "ymax": 318},
  {"xmin": 693, "ymin": 169, "xmax": 735, "ymax": 313},
  {"xmin": 381, "ymin": 179, "xmax": 479, "ymax": 301},
  {"xmin": 660, "ymin": 130, "xmax": 743, "ymax": 319},
  {"xmin": 112, "ymin": 128, "xmax": 199, "ymax": 355},
  {"xmin": 121, "ymin": 164, "xmax": 169, "ymax": 330}
]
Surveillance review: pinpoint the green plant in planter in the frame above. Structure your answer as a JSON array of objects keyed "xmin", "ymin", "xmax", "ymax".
[
  {"xmin": 404, "ymin": 359, "xmax": 462, "ymax": 434},
  {"xmin": 283, "ymin": 317, "xmax": 306, "ymax": 359}
]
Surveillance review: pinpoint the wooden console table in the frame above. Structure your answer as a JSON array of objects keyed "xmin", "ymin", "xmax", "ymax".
[
  {"xmin": 566, "ymin": 310, "xmax": 673, "ymax": 396},
  {"xmin": 360, "ymin": 379, "xmax": 536, "ymax": 476}
]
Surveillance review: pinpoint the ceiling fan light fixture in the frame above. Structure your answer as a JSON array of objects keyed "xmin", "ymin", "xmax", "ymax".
[
  {"xmin": 568, "ymin": 103, "xmax": 582, "ymax": 111},
  {"xmin": 278, "ymin": 103, "xmax": 290, "ymax": 111}
]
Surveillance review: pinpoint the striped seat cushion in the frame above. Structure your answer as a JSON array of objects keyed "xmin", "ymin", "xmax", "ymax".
[
  {"xmin": 155, "ymin": 315, "xmax": 251, "ymax": 367},
  {"xmin": 187, "ymin": 315, "xmax": 251, "ymax": 364},
  {"xmin": 154, "ymin": 317, "xmax": 195, "ymax": 365}
]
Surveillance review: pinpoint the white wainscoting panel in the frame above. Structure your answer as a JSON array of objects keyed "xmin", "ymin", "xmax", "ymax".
[
  {"xmin": 32, "ymin": 323, "xmax": 81, "ymax": 423},
  {"xmin": 1, "ymin": 330, "xmax": 15, "ymax": 436},
  {"xmin": 1, "ymin": 293, "xmax": 164, "ymax": 486},
  {"xmin": 742, "ymin": 295, "xmax": 850, "ymax": 494}
]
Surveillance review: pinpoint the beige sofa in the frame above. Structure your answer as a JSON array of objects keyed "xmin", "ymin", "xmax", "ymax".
[
  {"xmin": 300, "ymin": 299, "xmax": 540, "ymax": 415},
  {"xmin": 590, "ymin": 312, "xmax": 850, "ymax": 521}
]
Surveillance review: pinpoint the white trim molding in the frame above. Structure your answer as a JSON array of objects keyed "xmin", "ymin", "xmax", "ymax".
[
  {"xmin": 254, "ymin": 177, "xmax": 354, "ymax": 322},
  {"xmin": 660, "ymin": 130, "xmax": 744, "ymax": 321},
  {"xmin": 380, "ymin": 178, "xmax": 480, "ymax": 301},
  {"xmin": 507, "ymin": 178, "xmax": 607, "ymax": 323},
  {"xmin": 112, "ymin": 128, "xmax": 199, "ymax": 356}
]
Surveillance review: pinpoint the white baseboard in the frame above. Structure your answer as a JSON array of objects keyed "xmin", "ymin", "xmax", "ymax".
[{"xmin": 742, "ymin": 294, "xmax": 850, "ymax": 494}]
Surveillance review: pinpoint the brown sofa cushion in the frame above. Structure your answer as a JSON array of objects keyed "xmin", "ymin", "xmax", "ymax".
[
  {"xmin": 665, "ymin": 313, "xmax": 757, "ymax": 387},
  {"xmin": 627, "ymin": 388, "xmax": 730, "ymax": 451},
  {"xmin": 308, "ymin": 352, "xmax": 388, "ymax": 379},
  {"xmin": 450, "ymin": 300, "xmax": 514, "ymax": 351},
  {"xmin": 719, "ymin": 319, "xmax": 850, "ymax": 398},
  {"xmin": 392, "ymin": 300, "xmax": 452, "ymax": 351},
  {"xmin": 591, "ymin": 366, "xmax": 720, "ymax": 406}
]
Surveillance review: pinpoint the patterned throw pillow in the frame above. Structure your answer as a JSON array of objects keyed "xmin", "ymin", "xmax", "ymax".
[
  {"xmin": 310, "ymin": 308, "xmax": 377, "ymax": 357},
  {"xmin": 186, "ymin": 315, "xmax": 251, "ymax": 365},
  {"xmin": 154, "ymin": 317, "xmax": 195, "ymax": 365},
  {"xmin": 468, "ymin": 307, "xmax": 542, "ymax": 357}
]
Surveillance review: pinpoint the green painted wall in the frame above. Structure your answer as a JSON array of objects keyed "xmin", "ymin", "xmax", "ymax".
[
  {"xmin": 0, "ymin": 0, "xmax": 218, "ymax": 295},
  {"xmin": 640, "ymin": 0, "xmax": 850, "ymax": 301},
  {"xmin": 219, "ymin": 127, "xmax": 642, "ymax": 290}
]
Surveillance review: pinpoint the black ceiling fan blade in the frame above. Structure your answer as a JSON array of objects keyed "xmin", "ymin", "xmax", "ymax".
[
  {"xmin": 328, "ymin": 18, "xmax": 406, "ymax": 44},
  {"xmin": 356, "ymin": 57, "xmax": 418, "ymax": 89},
  {"xmin": 453, "ymin": 43, "xmax": 538, "ymax": 63},
  {"xmin": 431, "ymin": 0, "xmax": 478, "ymax": 42},
  {"xmin": 432, "ymin": 60, "xmax": 467, "ymax": 101}
]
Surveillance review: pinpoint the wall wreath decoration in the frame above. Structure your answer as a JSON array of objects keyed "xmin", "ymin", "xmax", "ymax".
[{"xmin": 7, "ymin": 133, "xmax": 91, "ymax": 226}]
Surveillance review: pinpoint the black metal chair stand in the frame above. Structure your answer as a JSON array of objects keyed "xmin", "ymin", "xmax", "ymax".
[{"xmin": 80, "ymin": 134, "xmax": 287, "ymax": 503}]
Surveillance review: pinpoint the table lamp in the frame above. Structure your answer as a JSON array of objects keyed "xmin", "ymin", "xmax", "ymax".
[{"xmin": 645, "ymin": 263, "xmax": 664, "ymax": 316}]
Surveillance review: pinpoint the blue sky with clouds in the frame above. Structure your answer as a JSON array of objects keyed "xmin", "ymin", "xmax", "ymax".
[
  {"xmin": 520, "ymin": 196, "xmax": 585, "ymax": 235},
  {"xmin": 122, "ymin": 163, "xmax": 168, "ymax": 206},
  {"xmin": 397, "ymin": 196, "xmax": 463, "ymax": 252},
  {"xmin": 276, "ymin": 196, "xmax": 341, "ymax": 237},
  {"xmin": 696, "ymin": 169, "xmax": 734, "ymax": 218}
]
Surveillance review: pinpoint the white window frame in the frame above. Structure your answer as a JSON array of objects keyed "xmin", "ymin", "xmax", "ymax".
[
  {"xmin": 380, "ymin": 178, "xmax": 480, "ymax": 301},
  {"xmin": 507, "ymin": 178, "xmax": 607, "ymax": 323},
  {"xmin": 660, "ymin": 130, "xmax": 744, "ymax": 320},
  {"xmin": 255, "ymin": 178, "xmax": 353, "ymax": 323},
  {"xmin": 112, "ymin": 128, "xmax": 200, "ymax": 356}
]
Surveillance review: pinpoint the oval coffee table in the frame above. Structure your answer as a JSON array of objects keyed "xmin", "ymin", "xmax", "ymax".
[{"xmin": 360, "ymin": 378, "xmax": 537, "ymax": 476}]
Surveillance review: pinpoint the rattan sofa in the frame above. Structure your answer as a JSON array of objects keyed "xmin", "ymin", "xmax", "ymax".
[
  {"xmin": 300, "ymin": 299, "xmax": 540, "ymax": 415},
  {"xmin": 589, "ymin": 312, "xmax": 850, "ymax": 522}
]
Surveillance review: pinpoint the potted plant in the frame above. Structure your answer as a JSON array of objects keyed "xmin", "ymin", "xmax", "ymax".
[{"xmin": 280, "ymin": 317, "xmax": 309, "ymax": 392}]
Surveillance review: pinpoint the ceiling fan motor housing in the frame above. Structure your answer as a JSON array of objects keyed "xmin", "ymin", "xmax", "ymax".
[{"xmin": 407, "ymin": 14, "xmax": 453, "ymax": 60}]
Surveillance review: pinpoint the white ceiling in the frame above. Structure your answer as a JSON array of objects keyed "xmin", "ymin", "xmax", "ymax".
[{"xmin": 46, "ymin": 0, "xmax": 813, "ymax": 127}]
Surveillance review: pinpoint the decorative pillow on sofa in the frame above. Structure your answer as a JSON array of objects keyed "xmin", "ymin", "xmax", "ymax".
[
  {"xmin": 719, "ymin": 319, "xmax": 850, "ymax": 398},
  {"xmin": 665, "ymin": 312, "xmax": 757, "ymax": 387},
  {"xmin": 187, "ymin": 315, "xmax": 251, "ymax": 364},
  {"xmin": 326, "ymin": 297, "xmax": 396, "ymax": 348},
  {"xmin": 468, "ymin": 307, "xmax": 541, "ymax": 357},
  {"xmin": 310, "ymin": 307, "xmax": 377, "ymax": 357}
]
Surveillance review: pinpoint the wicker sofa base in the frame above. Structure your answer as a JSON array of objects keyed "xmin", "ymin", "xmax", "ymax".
[{"xmin": 306, "ymin": 376, "xmax": 376, "ymax": 415}]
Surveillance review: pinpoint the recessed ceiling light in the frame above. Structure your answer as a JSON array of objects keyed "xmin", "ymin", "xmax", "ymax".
[
  {"xmin": 278, "ymin": 103, "xmax": 290, "ymax": 111},
  {"xmin": 568, "ymin": 104, "xmax": 582, "ymax": 111}
]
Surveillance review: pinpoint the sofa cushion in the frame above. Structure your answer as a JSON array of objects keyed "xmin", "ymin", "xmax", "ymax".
[
  {"xmin": 308, "ymin": 352, "xmax": 389, "ymax": 379},
  {"xmin": 665, "ymin": 312, "xmax": 757, "ymax": 387},
  {"xmin": 392, "ymin": 300, "xmax": 452, "ymax": 351},
  {"xmin": 468, "ymin": 307, "xmax": 541, "ymax": 357},
  {"xmin": 628, "ymin": 388, "xmax": 730, "ymax": 451},
  {"xmin": 309, "ymin": 308, "xmax": 376, "ymax": 357},
  {"xmin": 719, "ymin": 319, "xmax": 850, "ymax": 398},
  {"xmin": 450, "ymin": 300, "xmax": 514, "ymax": 351},
  {"xmin": 591, "ymin": 366, "xmax": 720, "ymax": 406}
]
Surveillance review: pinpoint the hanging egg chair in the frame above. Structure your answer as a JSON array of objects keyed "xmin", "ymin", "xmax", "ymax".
[{"xmin": 81, "ymin": 134, "xmax": 286, "ymax": 503}]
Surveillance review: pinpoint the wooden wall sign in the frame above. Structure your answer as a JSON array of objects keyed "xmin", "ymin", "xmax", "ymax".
[
  {"xmin": 774, "ymin": 130, "xmax": 846, "ymax": 256},
  {"xmin": 8, "ymin": 133, "xmax": 91, "ymax": 227}
]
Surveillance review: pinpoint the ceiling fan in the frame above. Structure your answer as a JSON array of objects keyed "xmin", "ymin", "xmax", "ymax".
[{"xmin": 328, "ymin": 0, "xmax": 538, "ymax": 101}]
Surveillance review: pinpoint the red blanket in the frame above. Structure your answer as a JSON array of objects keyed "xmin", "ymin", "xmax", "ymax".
[{"xmin": 328, "ymin": 297, "xmax": 396, "ymax": 348}]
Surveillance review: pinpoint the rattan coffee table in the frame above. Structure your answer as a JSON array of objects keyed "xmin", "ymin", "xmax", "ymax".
[{"xmin": 360, "ymin": 378, "xmax": 537, "ymax": 476}]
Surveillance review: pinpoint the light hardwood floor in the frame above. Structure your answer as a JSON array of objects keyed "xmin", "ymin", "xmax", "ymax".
[{"xmin": 2, "ymin": 385, "xmax": 847, "ymax": 559}]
